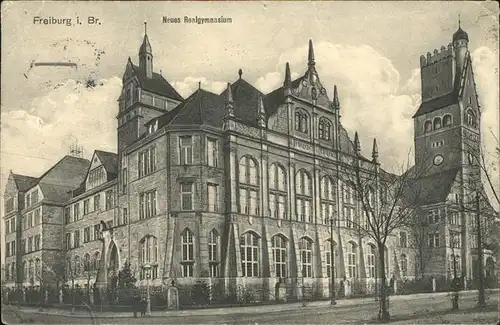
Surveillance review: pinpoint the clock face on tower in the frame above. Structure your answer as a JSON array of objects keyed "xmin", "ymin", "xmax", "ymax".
[{"xmin": 433, "ymin": 154, "xmax": 444, "ymax": 166}]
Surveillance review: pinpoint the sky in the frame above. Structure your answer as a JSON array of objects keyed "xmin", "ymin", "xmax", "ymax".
[{"xmin": 0, "ymin": 1, "xmax": 499, "ymax": 264}]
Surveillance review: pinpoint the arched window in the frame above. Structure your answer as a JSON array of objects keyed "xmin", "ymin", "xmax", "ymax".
[
  {"xmin": 300, "ymin": 237, "xmax": 313, "ymax": 278},
  {"xmin": 318, "ymin": 118, "xmax": 332, "ymax": 141},
  {"xmin": 400, "ymin": 254, "xmax": 408, "ymax": 276},
  {"xmin": 93, "ymin": 252, "xmax": 101, "ymax": 272},
  {"xmin": 346, "ymin": 242, "xmax": 357, "ymax": 278},
  {"xmin": 294, "ymin": 109, "xmax": 309, "ymax": 134},
  {"xmin": 35, "ymin": 258, "xmax": 41, "ymax": 279},
  {"xmin": 269, "ymin": 163, "xmax": 287, "ymax": 219},
  {"xmin": 272, "ymin": 235, "xmax": 287, "ymax": 278},
  {"xmin": 342, "ymin": 182, "xmax": 356, "ymax": 228},
  {"xmin": 296, "ymin": 170, "xmax": 312, "ymax": 223},
  {"xmin": 433, "ymin": 117, "xmax": 442, "ymax": 130},
  {"xmin": 239, "ymin": 156, "xmax": 260, "ymax": 216},
  {"xmin": 84, "ymin": 253, "xmax": 91, "ymax": 272},
  {"xmin": 74, "ymin": 256, "xmax": 81, "ymax": 276},
  {"xmin": 366, "ymin": 245, "xmax": 376, "ymax": 278},
  {"xmin": 208, "ymin": 229, "xmax": 219, "ymax": 277},
  {"xmin": 28, "ymin": 259, "xmax": 33, "ymax": 280},
  {"xmin": 240, "ymin": 232, "xmax": 259, "ymax": 277},
  {"xmin": 443, "ymin": 114, "xmax": 452, "ymax": 127},
  {"xmin": 181, "ymin": 230, "xmax": 194, "ymax": 277},
  {"xmin": 320, "ymin": 176, "xmax": 335, "ymax": 225},
  {"xmin": 324, "ymin": 240, "xmax": 336, "ymax": 278},
  {"xmin": 465, "ymin": 109, "xmax": 476, "ymax": 128},
  {"xmin": 424, "ymin": 120, "xmax": 432, "ymax": 132}
]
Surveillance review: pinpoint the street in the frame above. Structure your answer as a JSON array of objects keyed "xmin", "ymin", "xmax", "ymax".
[{"xmin": 2, "ymin": 293, "xmax": 498, "ymax": 324}]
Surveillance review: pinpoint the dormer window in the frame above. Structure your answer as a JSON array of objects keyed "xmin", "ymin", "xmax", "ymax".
[{"xmin": 88, "ymin": 166, "xmax": 106, "ymax": 190}]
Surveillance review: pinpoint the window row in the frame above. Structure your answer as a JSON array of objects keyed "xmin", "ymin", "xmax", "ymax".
[
  {"xmin": 294, "ymin": 109, "xmax": 334, "ymax": 141},
  {"xmin": 66, "ymin": 223, "xmax": 106, "ymax": 250},
  {"xmin": 424, "ymin": 114, "xmax": 453, "ymax": 132},
  {"xmin": 64, "ymin": 191, "xmax": 114, "ymax": 225},
  {"xmin": 87, "ymin": 166, "xmax": 106, "ymax": 190},
  {"xmin": 66, "ymin": 252, "xmax": 101, "ymax": 278},
  {"xmin": 21, "ymin": 207, "xmax": 42, "ymax": 230},
  {"xmin": 20, "ymin": 235, "xmax": 41, "ymax": 254},
  {"xmin": 5, "ymin": 216, "xmax": 16, "ymax": 234},
  {"xmin": 25, "ymin": 189, "xmax": 39, "ymax": 209}
]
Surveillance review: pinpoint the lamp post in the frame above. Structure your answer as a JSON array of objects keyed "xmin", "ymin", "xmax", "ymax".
[
  {"xmin": 142, "ymin": 263, "xmax": 151, "ymax": 316},
  {"xmin": 329, "ymin": 216, "xmax": 337, "ymax": 305}
]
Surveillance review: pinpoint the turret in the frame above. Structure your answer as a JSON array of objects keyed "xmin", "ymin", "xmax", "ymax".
[
  {"xmin": 453, "ymin": 16, "xmax": 469, "ymax": 79},
  {"xmin": 225, "ymin": 82, "xmax": 234, "ymax": 117},
  {"xmin": 354, "ymin": 131, "xmax": 360, "ymax": 156},
  {"xmin": 372, "ymin": 138, "xmax": 379, "ymax": 163},
  {"xmin": 332, "ymin": 85, "xmax": 340, "ymax": 111},
  {"xmin": 308, "ymin": 39, "xmax": 315, "ymax": 67},
  {"xmin": 257, "ymin": 95, "xmax": 266, "ymax": 128},
  {"xmin": 139, "ymin": 22, "xmax": 153, "ymax": 79}
]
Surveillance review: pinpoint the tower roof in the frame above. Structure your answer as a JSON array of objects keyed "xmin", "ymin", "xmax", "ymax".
[
  {"xmin": 139, "ymin": 22, "xmax": 152, "ymax": 54},
  {"xmin": 453, "ymin": 27, "xmax": 469, "ymax": 42}
]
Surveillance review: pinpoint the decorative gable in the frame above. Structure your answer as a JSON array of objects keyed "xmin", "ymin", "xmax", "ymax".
[{"xmin": 86, "ymin": 152, "xmax": 106, "ymax": 191}]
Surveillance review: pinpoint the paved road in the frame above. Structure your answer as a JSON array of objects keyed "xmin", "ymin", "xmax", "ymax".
[{"xmin": 2, "ymin": 293, "xmax": 498, "ymax": 324}]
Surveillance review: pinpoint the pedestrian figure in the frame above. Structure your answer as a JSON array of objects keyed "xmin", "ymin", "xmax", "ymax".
[
  {"xmin": 132, "ymin": 294, "xmax": 139, "ymax": 318},
  {"xmin": 140, "ymin": 298, "xmax": 147, "ymax": 317},
  {"xmin": 389, "ymin": 275, "xmax": 395, "ymax": 295}
]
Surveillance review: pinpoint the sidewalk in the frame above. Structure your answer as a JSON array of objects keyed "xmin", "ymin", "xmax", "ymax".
[{"xmin": 13, "ymin": 289, "xmax": 499, "ymax": 319}]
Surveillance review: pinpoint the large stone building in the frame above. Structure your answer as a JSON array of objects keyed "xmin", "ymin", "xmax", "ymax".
[{"xmin": 2, "ymin": 23, "xmax": 497, "ymax": 299}]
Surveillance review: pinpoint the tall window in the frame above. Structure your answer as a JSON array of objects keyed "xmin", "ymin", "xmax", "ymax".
[
  {"xmin": 321, "ymin": 176, "xmax": 335, "ymax": 225},
  {"xmin": 139, "ymin": 146, "xmax": 157, "ymax": 177},
  {"xmin": 433, "ymin": 117, "xmax": 442, "ymax": 130},
  {"xmin": 207, "ymin": 138, "xmax": 218, "ymax": 167},
  {"xmin": 93, "ymin": 252, "xmax": 101, "ymax": 271},
  {"xmin": 294, "ymin": 109, "xmax": 309, "ymax": 134},
  {"xmin": 84, "ymin": 199, "xmax": 90, "ymax": 214},
  {"xmin": 207, "ymin": 184, "xmax": 218, "ymax": 212},
  {"xmin": 465, "ymin": 109, "xmax": 476, "ymax": 128},
  {"xmin": 448, "ymin": 211, "xmax": 460, "ymax": 225},
  {"xmin": 366, "ymin": 245, "xmax": 376, "ymax": 278},
  {"xmin": 428, "ymin": 233, "xmax": 440, "ymax": 247},
  {"xmin": 139, "ymin": 235, "xmax": 158, "ymax": 279},
  {"xmin": 208, "ymin": 229, "xmax": 219, "ymax": 277},
  {"xmin": 122, "ymin": 168, "xmax": 128, "ymax": 194},
  {"xmin": 35, "ymin": 258, "xmax": 41, "ymax": 279},
  {"xmin": 181, "ymin": 183, "xmax": 193, "ymax": 210},
  {"xmin": 84, "ymin": 254, "xmax": 91, "ymax": 272},
  {"xmin": 73, "ymin": 203, "xmax": 80, "ymax": 221},
  {"xmin": 84, "ymin": 227, "xmax": 91, "ymax": 243},
  {"xmin": 75, "ymin": 256, "xmax": 81, "ymax": 275},
  {"xmin": 105, "ymin": 190, "xmax": 114, "ymax": 210},
  {"xmin": 318, "ymin": 118, "xmax": 332, "ymax": 140},
  {"xmin": 74, "ymin": 230, "xmax": 80, "ymax": 248},
  {"xmin": 239, "ymin": 156, "xmax": 259, "ymax": 216},
  {"xmin": 28, "ymin": 260, "xmax": 33, "ymax": 280},
  {"xmin": 325, "ymin": 240, "xmax": 335, "ymax": 278},
  {"xmin": 449, "ymin": 231, "xmax": 462, "ymax": 248},
  {"xmin": 181, "ymin": 230, "xmax": 194, "ymax": 277},
  {"xmin": 139, "ymin": 190, "xmax": 157, "ymax": 219},
  {"xmin": 34, "ymin": 209, "xmax": 41, "ymax": 225},
  {"xmin": 300, "ymin": 237, "xmax": 313, "ymax": 278},
  {"xmin": 94, "ymin": 194, "xmax": 101, "ymax": 211},
  {"xmin": 296, "ymin": 170, "xmax": 312, "ymax": 222},
  {"xmin": 240, "ymin": 232, "xmax": 259, "ymax": 277},
  {"xmin": 346, "ymin": 242, "xmax": 357, "ymax": 278},
  {"xmin": 342, "ymin": 182, "xmax": 356, "ymax": 228},
  {"xmin": 179, "ymin": 136, "xmax": 193, "ymax": 165},
  {"xmin": 400, "ymin": 232, "xmax": 407, "ymax": 248},
  {"xmin": 34, "ymin": 234, "xmax": 41, "ymax": 251},
  {"xmin": 400, "ymin": 254, "xmax": 408, "ymax": 276},
  {"xmin": 272, "ymin": 235, "xmax": 287, "ymax": 278},
  {"xmin": 269, "ymin": 163, "xmax": 287, "ymax": 219},
  {"xmin": 65, "ymin": 233, "xmax": 71, "ymax": 250},
  {"xmin": 427, "ymin": 210, "xmax": 439, "ymax": 224},
  {"xmin": 450, "ymin": 254, "xmax": 461, "ymax": 275}
]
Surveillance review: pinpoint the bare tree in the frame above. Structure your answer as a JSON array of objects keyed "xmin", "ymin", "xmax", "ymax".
[{"xmin": 335, "ymin": 136, "xmax": 435, "ymax": 322}]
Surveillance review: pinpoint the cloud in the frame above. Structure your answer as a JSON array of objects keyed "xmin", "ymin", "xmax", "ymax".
[
  {"xmin": 171, "ymin": 77, "xmax": 227, "ymax": 98},
  {"xmin": 1, "ymin": 77, "xmax": 122, "ymax": 183}
]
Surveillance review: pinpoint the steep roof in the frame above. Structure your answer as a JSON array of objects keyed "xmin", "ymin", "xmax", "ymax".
[
  {"xmin": 131, "ymin": 64, "xmax": 183, "ymax": 101},
  {"xmin": 12, "ymin": 174, "xmax": 39, "ymax": 192},
  {"xmin": 95, "ymin": 150, "xmax": 118, "ymax": 176},
  {"xmin": 168, "ymin": 88, "xmax": 225, "ymax": 127},
  {"xmin": 219, "ymin": 77, "xmax": 264, "ymax": 127},
  {"xmin": 412, "ymin": 91, "xmax": 459, "ymax": 118},
  {"xmin": 405, "ymin": 167, "xmax": 460, "ymax": 205}
]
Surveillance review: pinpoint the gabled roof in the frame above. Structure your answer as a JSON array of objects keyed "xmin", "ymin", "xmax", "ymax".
[
  {"xmin": 95, "ymin": 150, "xmax": 118, "ymax": 176},
  {"xmin": 12, "ymin": 173, "xmax": 38, "ymax": 192},
  {"xmin": 220, "ymin": 77, "xmax": 264, "ymax": 127},
  {"xmin": 168, "ymin": 88, "xmax": 225, "ymax": 127},
  {"xmin": 130, "ymin": 64, "xmax": 183, "ymax": 101}
]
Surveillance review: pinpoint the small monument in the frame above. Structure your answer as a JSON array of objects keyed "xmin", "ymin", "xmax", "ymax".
[{"xmin": 167, "ymin": 280, "xmax": 179, "ymax": 311}]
